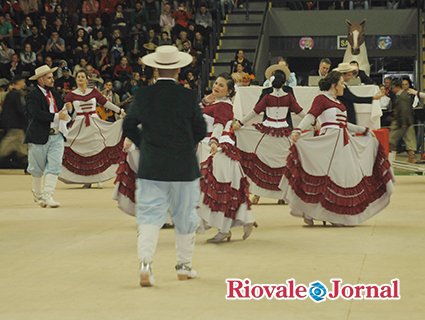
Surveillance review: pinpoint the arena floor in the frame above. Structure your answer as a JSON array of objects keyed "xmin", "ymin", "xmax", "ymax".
[{"xmin": 0, "ymin": 169, "xmax": 424, "ymax": 320}]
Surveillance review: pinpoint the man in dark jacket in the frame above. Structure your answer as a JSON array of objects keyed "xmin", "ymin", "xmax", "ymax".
[
  {"xmin": 0, "ymin": 76, "xmax": 28, "ymax": 167},
  {"xmin": 25, "ymin": 65, "xmax": 73, "ymax": 208},
  {"xmin": 389, "ymin": 79, "xmax": 417, "ymax": 163},
  {"xmin": 350, "ymin": 60, "xmax": 374, "ymax": 85},
  {"xmin": 335, "ymin": 62, "xmax": 382, "ymax": 124},
  {"xmin": 123, "ymin": 46, "xmax": 206, "ymax": 287}
]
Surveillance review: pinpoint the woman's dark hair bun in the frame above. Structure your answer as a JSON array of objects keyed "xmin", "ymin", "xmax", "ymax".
[
  {"xmin": 319, "ymin": 70, "xmax": 341, "ymax": 91},
  {"xmin": 272, "ymin": 70, "xmax": 287, "ymax": 89}
]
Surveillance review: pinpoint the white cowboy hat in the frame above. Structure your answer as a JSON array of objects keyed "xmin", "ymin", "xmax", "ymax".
[
  {"xmin": 143, "ymin": 42, "xmax": 158, "ymax": 51},
  {"xmin": 265, "ymin": 64, "xmax": 290, "ymax": 82},
  {"xmin": 29, "ymin": 65, "xmax": 58, "ymax": 80},
  {"xmin": 333, "ymin": 62, "xmax": 357, "ymax": 74},
  {"xmin": 142, "ymin": 45, "xmax": 192, "ymax": 69}
]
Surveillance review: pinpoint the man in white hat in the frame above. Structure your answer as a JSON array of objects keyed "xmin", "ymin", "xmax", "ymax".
[
  {"xmin": 24, "ymin": 65, "xmax": 74, "ymax": 208},
  {"xmin": 123, "ymin": 46, "xmax": 206, "ymax": 287},
  {"xmin": 334, "ymin": 62, "xmax": 382, "ymax": 124}
]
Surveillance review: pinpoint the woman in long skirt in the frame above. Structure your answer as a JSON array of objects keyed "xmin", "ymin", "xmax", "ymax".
[
  {"xmin": 233, "ymin": 64, "xmax": 306, "ymax": 203},
  {"xmin": 197, "ymin": 73, "xmax": 256, "ymax": 242},
  {"xmin": 60, "ymin": 69, "xmax": 126, "ymax": 187},
  {"xmin": 279, "ymin": 71, "xmax": 395, "ymax": 226}
]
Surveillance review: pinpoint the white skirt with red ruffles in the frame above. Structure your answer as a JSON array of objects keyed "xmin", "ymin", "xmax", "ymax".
[
  {"xmin": 197, "ymin": 143, "xmax": 255, "ymax": 234},
  {"xmin": 279, "ymin": 128, "xmax": 395, "ymax": 225},
  {"xmin": 235, "ymin": 124, "xmax": 293, "ymax": 199},
  {"xmin": 60, "ymin": 116, "xmax": 125, "ymax": 184},
  {"xmin": 112, "ymin": 145, "xmax": 139, "ymax": 216}
]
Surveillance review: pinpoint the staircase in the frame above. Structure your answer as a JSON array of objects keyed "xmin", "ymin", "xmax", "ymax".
[{"xmin": 208, "ymin": 1, "xmax": 268, "ymax": 88}]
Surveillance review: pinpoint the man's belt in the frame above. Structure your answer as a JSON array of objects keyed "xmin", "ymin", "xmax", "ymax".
[{"xmin": 49, "ymin": 128, "xmax": 59, "ymax": 135}]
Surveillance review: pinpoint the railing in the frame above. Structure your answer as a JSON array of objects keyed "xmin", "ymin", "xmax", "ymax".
[{"xmin": 252, "ymin": 0, "xmax": 270, "ymax": 76}]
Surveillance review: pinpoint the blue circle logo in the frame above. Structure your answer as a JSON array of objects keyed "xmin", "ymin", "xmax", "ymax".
[
  {"xmin": 309, "ymin": 281, "xmax": 327, "ymax": 302},
  {"xmin": 378, "ymin": 36, "xmax": 392, "ymax": 50}
]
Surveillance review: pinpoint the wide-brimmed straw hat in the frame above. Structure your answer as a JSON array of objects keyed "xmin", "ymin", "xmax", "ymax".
[
  {"xmin": 265, "ymin": 64, "xmax": 290, "ymax": 82},
  {"xmin": 29, "ymin": 65, "xmax": 58, "ymax": 80},
  {"xmin": 142, "ymin": 45, "xmax": 192, "ymax": 69},
  {"xmin": 143, "ymin": 42, "xmax": 158, "ymax": 51},
  {"xmin": 333, "ymin": 62, "xmax": 357, "ymax": 74}
]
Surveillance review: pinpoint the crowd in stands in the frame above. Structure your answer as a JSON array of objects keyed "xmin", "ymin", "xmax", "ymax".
[
  {"xmin": 272, "ymin": 0, "xmax": 420, "ymax": 10},
  {"xmin": 0, "ymin": 0, "xmax": 239, "ymax": 102}
]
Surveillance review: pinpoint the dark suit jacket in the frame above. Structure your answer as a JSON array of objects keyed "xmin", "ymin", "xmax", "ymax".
[
  {"xmin": 337, "ymin": 86, "xmax": 373, "ymax": 125},
  {"xmin": 357, "ymin": 70, "xmax": 374, "ymax": 85},
  {"xmin": 123, "ymin": 79, "xmax": 207, "ymax": 181},
  {"xmin": 1, "ymin": 89, "xmax": 28, "ymax": 130},
  {"xmin": 24, "ymin": 86, "xmax": 66, "ymax": 144},
  {"xmin": 259, "ymin": 86, "xmax": 294, "ymax": 128}
]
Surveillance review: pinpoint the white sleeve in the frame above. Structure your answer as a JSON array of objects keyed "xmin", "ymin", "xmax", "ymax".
[
  {"xmin": 104, "ymin": 100, "xmax": 121, "ymax": 114},
  {"xmin": 293, "ymin": 113, "xmax": 316, "ymax": 132},
  {"xmin": 347, "ymin": 123, "xmax": 367, "ymax": 134},
  {"xmin": 239, "ymin": 110, "xmax": 258, "ymax": 126},
  {"xmin": 210, "ymin": 123, "xmax": 224, "ymax": 145}
]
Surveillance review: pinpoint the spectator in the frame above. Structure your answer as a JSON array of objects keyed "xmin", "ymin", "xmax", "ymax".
[
  {"xmin": 263, "ymin": 58, "xmax": 297, "ymax": 87},
  {"xmin": 55, "ymin": 66, "xmax": 77, "ymax": 97},
  {"xmin": 181, "ymin": 40, "xmax": 196, "ymax": 55},
  {"xmin": 0, "ymin": 40, "xmax": 15, "ymax": 65},
  {"xmin": 20, "ymin": 43, "xmax": 36, "ymax": 72},
  {"xmin": 113, "ymin": 56, "xmax": 132, "ymax": 93},
  {"xmin": 111, "ymin": 36, "xmax": 125, "ymax": 60},
  {"xmin": 158, "ymin": 31, "xmax": 172, "ymax": 46},
  {"xmin": 53, "ymin": 4, "xmax": 69, "ymax": 26},
  {"xmin": 73, "ymin": 58, "xmax": 89, "ymax": 77},
  {"xmin": 218, "ymin": 0, "xmax": 233, "ymax": 18},
  {"xmin": 181, "ymin": 53, "xmax": 200, "ymax": 80},
  {"xmin": 100, "ymin": 0, "xmax": 118, "ymax": 26},
  {"xmin": 187, "ymin": 21, "xmax": 196, "ymax": 43},
  {"xmin": 389, "ymin": 79, "xmax": 417, "ymax": 163},
  {"xmin": 2, "ymin": 1, "xmax": 21, "ymax": 26},
  {"xmin": 195, "ymin": 4, "xmax": 212, "ymax": 36},
  {"xmin": 96, "ymin": 45, "xmax": 113, "ymax": 78},
  {"xmin": 38, "ymin": 16, "xmax": 50, "ymax": 39},
  {"xmin": 7, "ymin": 54, "xmax": 24, "ymax": 79},
  {"xmin": 384, "ymin": 76, "xmax": 396, "ymax": 101},
  {"xmin": 91, "ymin": 16, "xmax": 105, "ymax": 34},
  {"xmin": 46, "ymin": 30, "xmax": 66, "ymax": 60},
  {"xmin": 86, "ymin": 64, "xmax": 104, "ymax": 89},
  {"xmin": 20, "ymin": 15, "xmax": 33, "ymax": 45},
  {"xmin": 379, "ymin": 84, "xmax": 392, "ymax": 111},
  {"xmin": 146, "ymin": 29, "xmax": 159, "ymax": 46},
  {"xmin": 128, "ymin": 31, "xmax": 144, "ymax": 63},
  {"xmin": 82, "ymin": 0, "xmax": 100, "ymax": 25},
  {"xmin": 72, "ymin": 28, "xmax": 90, "ymax": 54},
  {"xmin": 171, "ymin": 2, "xmax": 191, "ymax": 37},
  {"xmin": 230, "ymin": 49, "xmax": 252, "ymax": 74},
  {"xmin": 144, "ymin": 0, "xmax": 161, "ymax": 21},
  {"xmin": 192, "ymin": 32, "xmax": 205, "ymax": 60},
  {"xmin": 77, "ymin": 17, "xmax": 93, "ymax": 33},
  {"xmin": 56, "ymin": 59, "xmax": 69, "ymax": 78},
  {"xmin": 0, "ymin": 75, "xmax": 28, "ymax": 169},
  {"xmin": 111, "ymin": 3, "xmax": 128, "ymax": 34},
  {"xmin": 133, "ymin": 56, "xmax": 153, "ymax": 86},
  {"xmin": 99, "ymin": 79, "xmax": 121, "ymax": 122},
  {"xmin": 310, "ymin": 58, "xmax": 331, "ymax": 76},
  {"xmin": 122, "ymin": 71, "xmax": 141, "ymax": 101},
  {"xmin": 175, "ymin": 30, "xmax": 191, "ymax": 51},
  {"xmin": 349, "ymin": 1, "xmax": 369, "ymax": 10},
  {"xmin": 131, "ymin": 2, "xmax": 150, "ymax": 32},
  {"xmin": 0, "ymin": 13, "xmax": 14, "ymax": 48},
  {"xmin": 183, "ymin": 71, "xmax": 198, "ymax": 91},
  {"xmin": 77, "ymin": 43, "xmax": 96, "ymax": 66},
  {"xmin": 50, "ymin": 18, "xmax": 68, "ymax": 45},
  {"xmin": 19, "ymin": 0, "xmax": 39, "ymax": 25},
  {"xmin": 350, "ymin": 60, "xmax": 373, "ymax": 84},
  {"xmin": 25, "ymin": 25, "xmax": 46, "ymax": 60},
  {"xmin": 160, "ymin": 2, "xmax": 175, "ymax": 37},
  {"xmin": 4, "ymin": 12, "xmax": 19, "ymax": 36},
  {"xmin": 90, "ymin": 29, "xmax": 108, "ymax": 51},
  {"xmin": 231, "ymin": 63, "xmax": 249, "ymax": 86}
]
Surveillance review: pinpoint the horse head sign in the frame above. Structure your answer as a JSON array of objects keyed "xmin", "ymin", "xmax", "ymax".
[{"xmin": 343, "ymin": 19, "xmax": 371, "ymax": 76}]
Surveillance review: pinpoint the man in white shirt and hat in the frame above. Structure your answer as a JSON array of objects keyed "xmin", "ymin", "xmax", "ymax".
[
  {"xmin": 123, "ymin": 46, "xmax": 206, "ymax": 287},
  {"xmin": 25, "ymin": 65, "xmax": 74, "ymax": 208}
]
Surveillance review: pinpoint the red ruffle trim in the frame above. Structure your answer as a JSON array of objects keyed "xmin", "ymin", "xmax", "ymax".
[
  {"xmin": 200, "ymin": 156, "xmax": 251, "ymax": 220},
  {"xmin": 282, "ymin": 143, "xmax": 393, "ymax": 215},
  {"xmin": 63, "ymin": 137, "xmax": 125, "ymax": 176},
  {"xmin": 114, "ymin": 158, "xmax": 136, "ymax": 203},
  {"xmin": 239, "ymin": 150, "xmax": 284, "ymax": 191},
  {"xmin": 219, "ymin": 142, "xmax": 241, "ymax": 161},
  {"xmin": 253, "ymin": 123, "xmax": 292, "ymax": 137}
]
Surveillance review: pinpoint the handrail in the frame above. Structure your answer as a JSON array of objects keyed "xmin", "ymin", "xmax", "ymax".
[
  {"xmin": 246, "ymin": 0, "xmax": 249, "ymax": 20},
  {"xmin": 252, "ymin": 0, "xmax": 270, "ymax": 73}
]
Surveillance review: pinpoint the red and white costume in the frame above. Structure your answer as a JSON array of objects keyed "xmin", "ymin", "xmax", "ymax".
[
  {"xmin": 235, "ymin": 88, "xmax": 306, "ymax": 199},
  {"xmin": 279, "ymin": 92, "xmax": 395, "ymax": 225},
  {"xmin": 60, "ymin": 88, "xmax": 125, "ymax": 184},
  {"xmin": 197, "ymin": 97, "xmax": 255, "ymax": 233}
]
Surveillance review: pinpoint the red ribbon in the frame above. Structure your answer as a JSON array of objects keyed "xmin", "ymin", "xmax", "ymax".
[
  {"xmin": 77, "ymin": 111, "xmax": 95, "ymax": 127},
  {"xmin": 46, "ymin": 91, "xmax": 58, "ymax": 113},
  {"xmin": 321, "ymin": 122, "xmax": 349, "ymax": 146},
  {"xmin": 266, "ymin": 117, "xmax": 287, "ymax": 122}
]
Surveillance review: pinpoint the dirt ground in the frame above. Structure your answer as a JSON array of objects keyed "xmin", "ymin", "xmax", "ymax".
[{"xmin": 0, "ymin": 170, "xmax": 424, "ymax": 320}]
